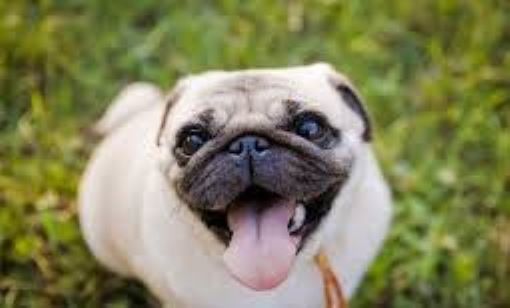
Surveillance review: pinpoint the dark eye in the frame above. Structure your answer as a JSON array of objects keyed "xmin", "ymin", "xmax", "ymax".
[
  {"xmin": 179, "ymin": 129, "xmax": 210, "ymax": 156},
  {"xmin": 294, "ymin": 114, "xmax": 324, "ymax": 141}
]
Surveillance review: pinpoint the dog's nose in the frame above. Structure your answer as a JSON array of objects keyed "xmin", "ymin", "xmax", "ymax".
[{"xmin": 228, "ymin": 135, "xmax": 269, "ymax": 157}]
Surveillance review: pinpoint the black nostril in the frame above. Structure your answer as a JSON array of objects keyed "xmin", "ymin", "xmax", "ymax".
[
  {"xmin": 254, "ymin": 137, "xmax": 269, "ymax": 152},
  {"xmin": 228, "ymin": 139, "xmax": 244, "ymax": 155},
  {"xmin": 228, "ymin": 135, "xmax": 270, "ymax": 156}
]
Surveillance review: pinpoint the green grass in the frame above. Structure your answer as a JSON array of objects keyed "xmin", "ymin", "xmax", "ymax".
[{"xmin": 1, "ymin": 0, "xmax": 509, "ymax": 307}]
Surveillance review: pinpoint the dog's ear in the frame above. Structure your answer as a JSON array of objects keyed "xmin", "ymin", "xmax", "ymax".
[
  {"xmin": 315, "ymin": 63, "xmax": 372, "ymax": 142},
  {"xmin": 156, "ymin": 78, "xmax": 189, "ymax": 146}
]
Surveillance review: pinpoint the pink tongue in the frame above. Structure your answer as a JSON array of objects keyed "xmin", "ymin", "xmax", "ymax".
[{"xmin": 223, "ymin": 199, "xmax": 297, "ymax": 291}]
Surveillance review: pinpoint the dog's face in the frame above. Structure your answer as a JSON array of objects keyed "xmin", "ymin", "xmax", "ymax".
[{"xmin": 157, "ymin": 63, "xmax": 371, "ymax": 291}]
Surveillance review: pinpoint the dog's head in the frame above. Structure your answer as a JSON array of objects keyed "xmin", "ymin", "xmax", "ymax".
[{"xmin": 156, "ymin": 63, "xmax": 371, "ymax": 291}]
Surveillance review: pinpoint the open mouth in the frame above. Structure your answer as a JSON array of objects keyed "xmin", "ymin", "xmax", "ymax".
[
  {"xmin": 197, "ymin": 186, "xmax": 334, "ymax": 248},
  {"xmin": 194, "ymin": 185, "xmax": 338, "ymax": 291}
]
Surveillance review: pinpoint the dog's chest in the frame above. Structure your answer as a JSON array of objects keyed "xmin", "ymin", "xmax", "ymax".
[{"xmin": 164, "ymin": 261, "xmax": 326, "ymax": 308}]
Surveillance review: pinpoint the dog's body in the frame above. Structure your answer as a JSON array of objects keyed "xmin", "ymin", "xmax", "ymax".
[{"xmin": 79, "ymin": 64, "xmax": 392, "ymax": 307}]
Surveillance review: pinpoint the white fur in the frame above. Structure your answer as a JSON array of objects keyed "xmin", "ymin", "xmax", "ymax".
[{"xmin": 79, "ymin": 64, "xmax": 392, "ymax": 307}]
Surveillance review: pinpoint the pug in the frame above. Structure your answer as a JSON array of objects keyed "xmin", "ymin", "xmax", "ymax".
[{"xmin": 79, "ymin": 63, "xmax": 392, "ymax": 308}]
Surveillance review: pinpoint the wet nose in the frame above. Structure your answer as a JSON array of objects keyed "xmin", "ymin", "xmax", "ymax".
[{"xmin": 228, "ymin": 135, "xmax": 270, "ymax": 158}]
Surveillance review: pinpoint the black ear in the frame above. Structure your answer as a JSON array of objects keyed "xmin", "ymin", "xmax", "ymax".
[
  {"xmin": 335, "ymin": 84, "xmax": 372, "ymax": 142},
  {"xmin": 156, "ymin": 80, "xmax": 187, "ymax": 146},
  {"xmin": 317, "ymin": 62, "xmax": 373, "ymax": 142}
]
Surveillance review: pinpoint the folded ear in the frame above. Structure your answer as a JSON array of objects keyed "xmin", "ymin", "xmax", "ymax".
[
  {"xmin": 315, "ymin": 63, "xmax": 372, "ymax": 142},
  {"xmin": 156, "ymin": 78, "xmax": 189, "ymax": 146},
  {"xmin": 335, "ymin": 82, "xmax": 372, "ymax": 142}
]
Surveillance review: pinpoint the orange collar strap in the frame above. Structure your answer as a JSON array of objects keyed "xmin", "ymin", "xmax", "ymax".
[{"xmin": 314, "ymin": 249, "xmax": 348, "ymax": 308}]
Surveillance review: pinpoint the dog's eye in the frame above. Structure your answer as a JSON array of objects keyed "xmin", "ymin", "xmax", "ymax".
[
  {"xmin": 179, "ymin": 129, "xmax": 210, "ymax": 156},
  {"xmin": 294, "ymin": 114, "xmax": 325, "ymax": 141}
]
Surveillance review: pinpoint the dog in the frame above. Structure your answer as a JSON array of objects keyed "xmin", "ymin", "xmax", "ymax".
[{"xmin": 79, "ymin": 63, "xmax": 392, "ymax": 307}]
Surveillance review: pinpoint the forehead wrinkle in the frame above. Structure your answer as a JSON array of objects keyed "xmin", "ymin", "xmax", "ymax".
[
  {"xmin": 197, "ymin": 108, "xmax": 214, "ymax": 127},
  {"xmin": 201, "ymin": 81, "xmax": 296, "ymax": 115},
  {"xmin": 202, "ymin": 74, "xmax": 295, "ymax": 97},
  {"xmin": 189, "ymin": 75, "xmax": 319, "ymax": 133}
]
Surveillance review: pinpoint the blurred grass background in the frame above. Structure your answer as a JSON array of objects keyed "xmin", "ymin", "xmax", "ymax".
[{"xmin": 1, "ymin": 0, "xmax": 509, "ymax": 307}]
